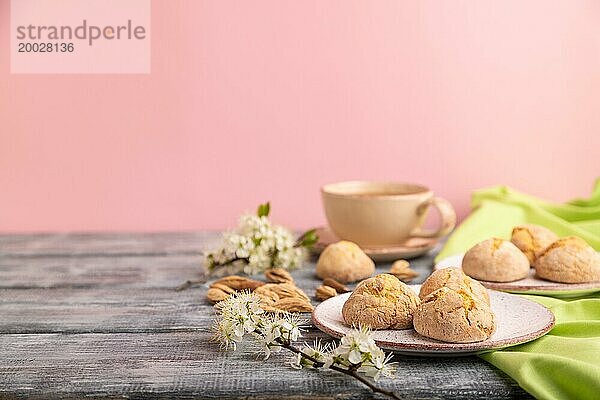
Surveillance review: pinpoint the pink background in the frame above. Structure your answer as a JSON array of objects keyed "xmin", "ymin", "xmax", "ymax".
[{"xmin": 1, "ymin": 0, "xmax": 599, "ymax": 232}]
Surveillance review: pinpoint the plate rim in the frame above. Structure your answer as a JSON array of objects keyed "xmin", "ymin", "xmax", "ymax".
[
  {"xmin": 436, "ymin": 253, "xmax": 600, "ymax": 293},
  {"xmin": 312, "ymin": 288, "xmax": 555, "ymax": 354}
]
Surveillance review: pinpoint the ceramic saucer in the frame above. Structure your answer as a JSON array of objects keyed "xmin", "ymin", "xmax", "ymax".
[{"xmin": 311, "ymin": 226, "xmax": 440, "ymax": 262}]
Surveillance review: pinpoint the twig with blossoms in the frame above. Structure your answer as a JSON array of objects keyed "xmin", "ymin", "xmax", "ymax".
[
  {"xmin": 177, "ymin": 203, "xmax": 318, "ymax": 291},
  {"xmin": 206, "ymin": 202, "xmax": 318, "ymax": 275},
  {"xmin": 212, "ymin": 291, "xmax": 400, "ymax": 400}
]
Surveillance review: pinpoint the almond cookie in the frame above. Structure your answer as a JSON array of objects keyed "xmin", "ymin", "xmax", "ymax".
[
  {"xmin": 511, "ymin": 224, "xmax": 559, "ymax": 266},
  {"xmin": 535, "ymin": 236, "xmax": 600, "ymax": 283},
  {"xmin": 462, "ymin": 238, "xmax": 529, "ymax": 282},
  {"xmin": 419, "ymin": 267, "xmax": 490, "ymax": 305},
  {"xmin": 342, "ymin": 274, "xmax": 420, "ymax": 329},
  {"xmin": 413, "ymin": 287, "xmax": 496, "ymax": 343},
  {"xmin": 316, "ymin": 240, "xmax": 375, "ymax": 283}
]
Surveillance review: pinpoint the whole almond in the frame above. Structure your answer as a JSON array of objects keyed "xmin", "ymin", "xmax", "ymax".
[
  {"xmin": 390, "ymin": 270, "xmax": 419, "ymax": 282},
  {"xmin": 255, "ymin": 283, "xmax": 311, "ymax": 303},
  {"xmin": 265, "ymin": 268, "xmax": 294, "ymax": 284},
  {"xmin": 322, "ymin": 278, "xmax": 350, "ymax": 293},
  {"xmin": 211, "ymin": 275, "xmax": 265, "ymax": 291},
  {"xmin": 255, "ymin": 290, "xmax": 280, "ymax": 307},
  {"xmin": 206, "ymin": 287, "xmax": 230, "ymax": 304},
  {"xmin": 315, "ymin": 285, "xmax": 337, "ymax": 301},
  {"xmin": 391, "ymin": 259, "xmax": 410, "ymax": 271},
  {"xmin": 273, "ymin": 297, "xmax": 314, "ymax": 312},
  {"xmin": 389, "ymin": 259, "xmax": 419, "ymax": 282},
  {"xmin": 210, "ymin": 283, "xmax": 236, "ymax": 295}
]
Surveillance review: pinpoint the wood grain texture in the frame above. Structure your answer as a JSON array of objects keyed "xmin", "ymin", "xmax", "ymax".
[
  {"xmin": 0, "ymin": 254, "xmax": 206, "ymax": 289},
  {"xmin": 0, "ymin": 249, "xmax": 434, "ymax": 291},
  {"xmin": 0, "ymin": 332, "xmax": 529, "ymax": 400},
  {"xmin": 0, "ymin": 288, "xmax": 210, "ymax": 334},
  {"xmin": 0, "ymin": 232, "xmax": 532, "ymax": 399},
  {"xmin": 0, "ymin": 265, "xmax": 419, "ymax": 334},
  {"xmin": 0, "ymin": 232, "xmax": 219, "ymax": 257}
]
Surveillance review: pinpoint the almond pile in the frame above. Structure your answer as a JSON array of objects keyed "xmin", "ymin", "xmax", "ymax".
[{"xmin": 206, "ymin": 268, "xmax": 314, "ymax": 313}]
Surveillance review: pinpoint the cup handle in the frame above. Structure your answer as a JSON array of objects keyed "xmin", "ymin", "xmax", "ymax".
[{"xmin": 410, "ymin": 197, "xmax": 456, "ymax": 238}]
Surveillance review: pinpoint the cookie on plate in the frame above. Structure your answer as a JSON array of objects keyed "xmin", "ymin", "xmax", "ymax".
[
  {"xmin": 316, "ymin": 240, "xmax": 375, "ymax": 283},
  {"xmin": 419, "ymin": 267, "xmax": 490, "ymax": 305},
  {"xmin": 511, "ymin": 224, "xmax": 559, "ymax": 266},
  {"xmin": 413, "ymin": 287, "xmax": 496, "ymax": 343},
  {"xmin": 462, "ymin": 238, "xmax": 529, "ymax": 282},
  {"xmin": 342, "ymin": 274, "xmax": 420, "ymax": 329},
  {"xmin": 535, "ymin": 236, "xmax": 600, "ymax": 283}
]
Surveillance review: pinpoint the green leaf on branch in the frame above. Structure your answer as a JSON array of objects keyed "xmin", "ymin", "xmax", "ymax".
[
  {"xmin": 297, "ymin": 228, "xmax": 319, "ymax": 248},
  {"xmin": 257, "ymin": 202, "xmax": 271, "ymax": 217}
]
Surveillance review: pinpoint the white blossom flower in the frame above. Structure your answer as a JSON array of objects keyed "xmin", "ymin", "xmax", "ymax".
[
  {"xmin": 290, "ymin": 340, "xmax": 333, "ymax": 369},
  {"xmin": 332, "ymin": 326, "xmax": 397, "ymax": 381},
  {"xmin": 213, "ymin": 291, "xmax": 264, "ymax": 350},
  {"xmin": 213, "ymin": 292, "xmax": 307, "ymax": 359},
  {"xmin": 205, "ymin": 205, "xmax": 310, "ymax": 275},
  {"xmin": 256, "ymin": 312, "xmax": 305, "ymax": 359},
  {"xmin": 258, "ymin": 319, "xmax": 283, "ymax": 359}
]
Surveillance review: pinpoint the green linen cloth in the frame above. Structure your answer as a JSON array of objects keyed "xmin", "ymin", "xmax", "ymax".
[
  {"xmin": 480, "ymin": 294, "xmax": 600, "ymax": 400},
  {"xmin": 436, "ymin": 179, "xmax": 600, "ymax": 263},
  {"xmin": 436, "ymin": 179, "xmax": 600, "ymax": 400}
]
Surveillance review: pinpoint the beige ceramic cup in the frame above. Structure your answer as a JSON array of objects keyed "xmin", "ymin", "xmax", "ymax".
[{"xmin": 321, "ymin": 181, "xmax": 456, "ymax": 246}]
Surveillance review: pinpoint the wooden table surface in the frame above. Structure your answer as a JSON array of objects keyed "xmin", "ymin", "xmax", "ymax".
[{"xmin": 0, "ymin": 232, "xmax": 532, "ymax": 399}]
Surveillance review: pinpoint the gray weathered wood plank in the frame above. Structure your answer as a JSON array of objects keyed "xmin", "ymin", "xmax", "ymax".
[
  {"xmin": 0, "ymin": 270, "xmax": 417, "ymax": 335},
  {"xmin": 0, "ymin": 288, "xmax": 211, "ymax": 334},
  {"xmin": 0, "ymin": 331, "xmax": 530, "ymax": 399},
  {"xmin": 0, "ymin": 232, "xmax": 220, "ymax": 257},
  {"xmin": 0, "ymin": 254, "xmax": 206, "ymax": 289},
  {"xmin": 0, "ymin": 251, "xmax": 437, "ymax": 290},
  {"xmin": 0, "ymin": 232, "xmax": 531, "ymax": 399},
  {"xmin": 0, "ymin": 260, "xmax": 430, "ymax": 335}
]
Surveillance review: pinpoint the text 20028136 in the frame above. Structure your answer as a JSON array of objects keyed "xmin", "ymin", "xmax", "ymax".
[{"xmin": 18, "ymin": 42, "xmax": 74, "ymax": 53}]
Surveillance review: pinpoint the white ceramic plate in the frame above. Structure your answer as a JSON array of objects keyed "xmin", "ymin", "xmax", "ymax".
[
  {"xmin": 436, "ymin": 254, "xmax": 600, "ymax": 297},
  {"xmin": 312, "ymin": 285, "xmax": 554, "ymax": 356},
  {"xmin": 311, "ymin": 227, "xmax": 440, "ymax": 262}
]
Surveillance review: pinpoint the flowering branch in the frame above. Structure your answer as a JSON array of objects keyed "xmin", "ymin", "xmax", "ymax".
[
  {"xmin": 177, "ymin": 202, "xmax": 318, "ymax": 291},
  {"xmin": 212, "ymin": 292, "xmax": 400, "ymax": 400},
  {"xmin": 204, "ymin": 202, "xmax": 318, "ymax": 276},
  {"xmin": 281, "ymin": 341, "xmax": 401, "ymax": 400}
]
